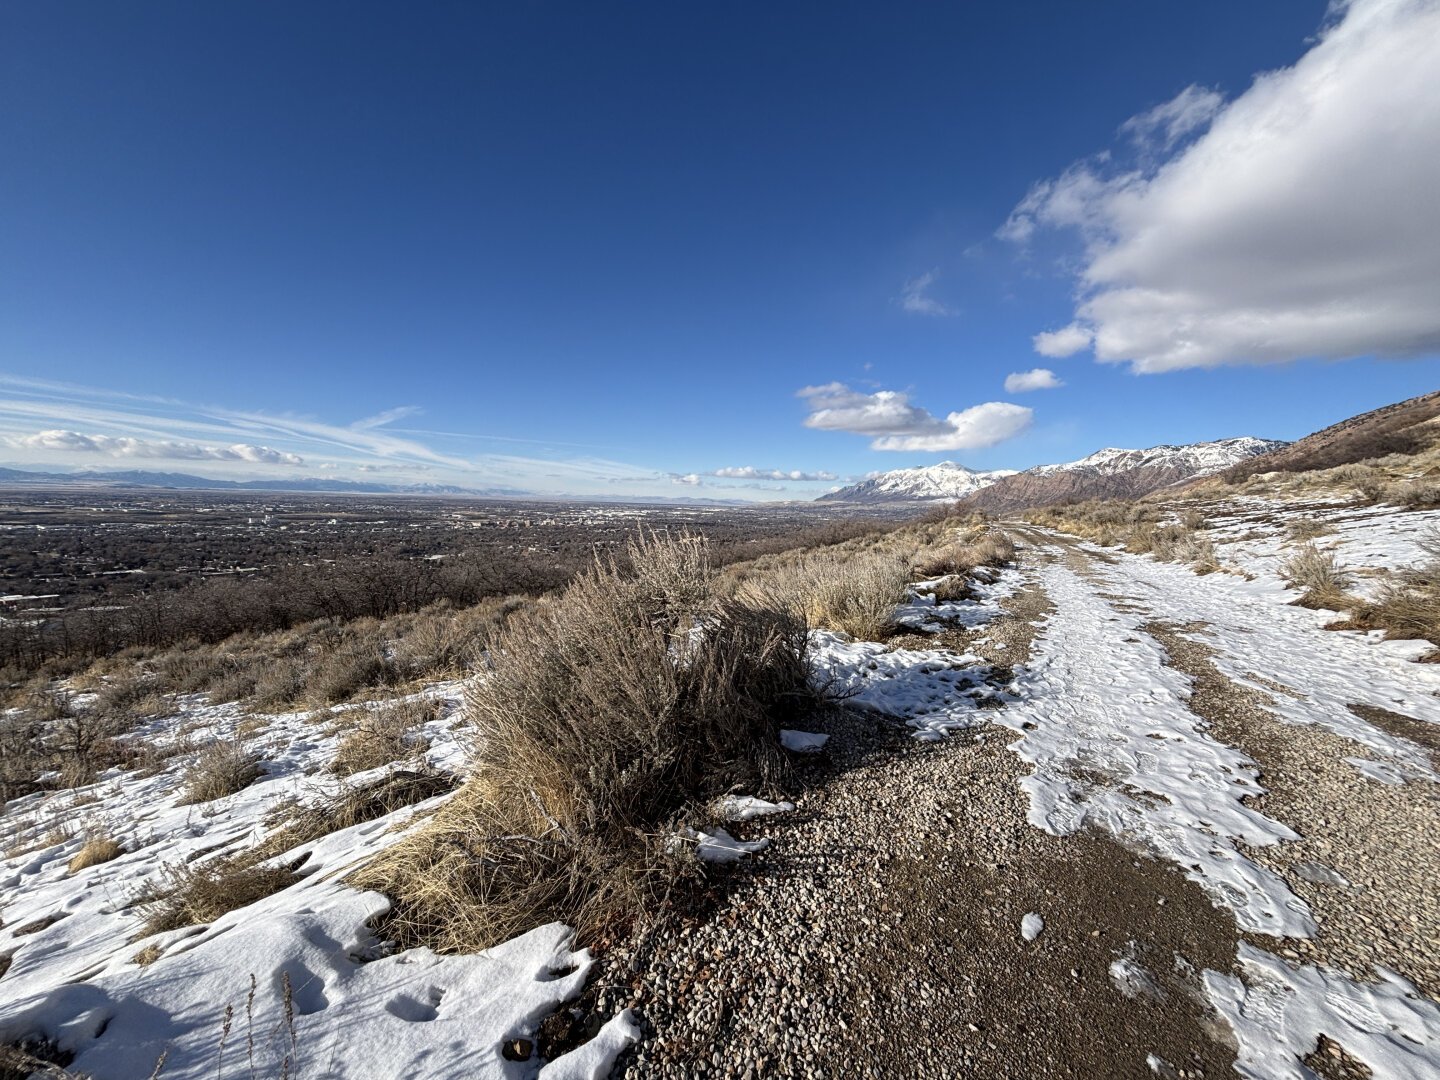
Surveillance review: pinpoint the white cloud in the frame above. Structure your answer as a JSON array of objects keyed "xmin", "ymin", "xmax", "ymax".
[
  {"xmin": 1004, "ymin": 368, "xmax": 1064, "ymax": 393},
  {"xmin": 1033, "ymin": 323, "xmax": 1094, "ymax": 358},
  {"xmin": 799, "ymin": 383, "xmax": 1031, "ymax": 452},
  {"xmin": 672, "ymin": 473, "xmax": 701, "ymax": 486},
  {"xmin": 4, "ymin": 429, "xmax": 304, "ymax": 465},
  {"xmin": 869, "ymin": 402, "xmax": 1033, "ymax": 452},
  {"xmin": 1119, "ymin": 85, "xmax": 1224, "ymax": 149},
  {"xmin": 898, "ymin": 269, "xmax": 955, "ymax": 316},
  {"xmin": 1003, "ymin": 0, "xmax": 1440, "ymax": 372},
  {"xmin": 712, "ymin": 466, "xmax": 839, "ymax": 482}
]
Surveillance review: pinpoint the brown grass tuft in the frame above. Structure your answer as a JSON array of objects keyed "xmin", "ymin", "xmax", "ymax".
[
  {"xmin": 1281, "ymin": 543, "xmax": 1356, "ymax": 610},
  {"xmin": 67, "ymin": 836, "xmax": 123, "ymax": 874},
  {"xmin": 134, "ymin": 858, "xmax": 297, "ymax": 937},
  {"xmin": 330, "ymin": 697, "xmax": 438, "ymax": 776},
  {"xmin": 177, "ymin": 737, "xmax": 263, "ymax": 805}
]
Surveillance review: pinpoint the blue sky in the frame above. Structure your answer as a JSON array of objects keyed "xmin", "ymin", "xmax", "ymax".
[{"xmin": 2, "ymin": 1, "xmax": 1437, "ymax": 499}]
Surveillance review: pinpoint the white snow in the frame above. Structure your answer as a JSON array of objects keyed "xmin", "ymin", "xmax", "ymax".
[
  {"xmin": 779, "ymin": 729, "xmax": 830, "ymax": 753},
  {"xmin": 674, "ymin": 826, "xmax": 770, "ymax": 864},
  {"xmin": 0, "ymin": 681, "xmax": 638, "ymax": 1078},
  {"xmin": 1205, "ymin": 944, "xmax": 1440, "ymax": 1080},
  {"xmin": 712, "ymin": 795, "xmax": 795, "ymax": 822},
  {"xmin": 1020, "ymin": 913, "xmax": 1044, "ymax": 941},
  {"xmin": 1029, "ymin": 438, "xmax": 1285, "ymax": 479},
  {"xmin": 997, "ymin": 554, "xmax": 1314, "ymax": 936}
]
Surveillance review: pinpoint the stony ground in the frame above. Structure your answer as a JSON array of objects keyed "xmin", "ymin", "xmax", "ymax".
[{"xmin": 550, "ymin": 527, "xmax": 1440, "ymax": 1080}]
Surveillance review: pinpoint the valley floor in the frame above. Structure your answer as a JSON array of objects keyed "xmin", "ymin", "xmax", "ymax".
[{"xmin": 3, "ymin": 499, "xmax": 1439, "ymax": 1078}]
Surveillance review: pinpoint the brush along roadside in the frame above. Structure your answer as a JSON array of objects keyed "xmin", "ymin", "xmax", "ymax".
[{"xmin": 354, "ymin": 533, "xmax": 826, "ymax": 954}]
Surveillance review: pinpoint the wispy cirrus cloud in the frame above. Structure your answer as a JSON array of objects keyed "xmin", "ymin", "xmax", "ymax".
[
  {"xmin": 712, "ymin": 466, "xmax": 839, "ymax": 482},
  {"xmin": 798, "ymin": 382, "xmax": 1031, "ymax": 452},
  {"xmin": 897, "ymin": 269, "xmax": 955, "ymax": 317},
  {"xmin": 2, "ymin": 429, "xmax": 303, "ymax": 465}
]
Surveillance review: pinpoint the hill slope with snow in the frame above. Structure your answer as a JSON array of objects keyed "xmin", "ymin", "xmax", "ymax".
[{"xmin": 958, "ymin": 437, "xmax": 1287, "ymax": 513}]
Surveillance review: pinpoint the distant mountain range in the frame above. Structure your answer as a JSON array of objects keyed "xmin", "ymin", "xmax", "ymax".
[
  {"xmin": 819, "ymin": 437, "xmax": 1287, "ymax": 509},
  {"xmin": 816, "ymin": 462, "xmax": 1018, "ymax": 504},
  {"xmin": 0, "ymin": 467, "xmax": 530, "ymax": 498}
]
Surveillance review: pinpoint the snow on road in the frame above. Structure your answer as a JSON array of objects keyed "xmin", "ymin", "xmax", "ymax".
[{"xmin": 1003, "ymin": 526, "xmax": 1440, "ymax": 1078}]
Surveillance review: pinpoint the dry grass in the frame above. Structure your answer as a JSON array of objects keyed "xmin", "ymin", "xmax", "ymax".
[
  {"xmin": 177, "ymin": 737, "xmax": 263, "ymax": 805},
  {"xmin": 67, "ymin": 835, "xmax": 123, "ymax": 874},
  {"xmin": 1382, "ymin": 479, "xmax": 1440, "ymax": 509},
  {"xmin": 355, "ymin": 533, "xmax": 817, "ymax": 953},
  {"xmin": 1287, "ymin": 517, "xmax": 1334, "ymax": 542},
  {"xmin": 330, "ymin": 697, "xmax": 438, "ymax": 776},
  {"xmin": 1281, "ymin": 543, "xmax": 1356, "ymax": 610},
  {"xmin": 916, "ymin": 528, "xmax": 1015, "ymax": 579},
  {"xmin": 747, "ymin": 549, "xmax": 911, "ymax": 641},
  {"xmin": 265, "ymin": 768, "xmax": 456, "ymax": 854},
  {"xmin": 134, "ymin": 858, "xmax": 297, "ymax": 937}
]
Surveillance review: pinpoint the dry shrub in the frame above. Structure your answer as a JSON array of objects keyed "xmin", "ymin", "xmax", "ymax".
[
  {"xmin": 134, "ymin": 858, "xmax": 297, "ymax": 937},
  {"xmin": 251, "ymin": 656, "xmax": 306, "ymax": 709},
  {"xmin": 330, "ymin": 697, "xmax": 439, "ymax": 776},
  {"xmin": 749, "ymin": 549, "xmax": 910, "ymax": 641},
  {"xmin": 1287, "ymin": 517, "xmax": 1334, "ymax": 542},
  {"xmin": 267, "ymin": 768, "xmax": 456, "ymax": 852},
  {"xmin": 178, "ymin": 737, "xmax": 263, "ymax": 805},
  {"xmin": 306, "ymin": 643, "xmax": 397, "ymax": 706},
  {"xmin": 1348, "ymin": 540, "xmax": 1440, "ymax": 655},
  {"xmin": 354, "ymin": 533, "xmax": 815, "ymax": 953},
  {"xmin": 1281, "ymin": 543, "xmax": 1355, "ymax": 609},
  {"xmin": 1382, "ymin": 480, "xmax": 1440, "ymax": 509},
  {"xmin": 67, "ymin": 835, "xmax": 123, "ymax": 874}
]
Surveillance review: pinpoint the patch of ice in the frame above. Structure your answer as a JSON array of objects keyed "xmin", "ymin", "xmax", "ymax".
[
  {"xmin": 1205, "ymin": 944, "xmax": 1440, "ymax": 1080},
  {"xmin": 779, "ymin": 729, "xmax": 830, "ymax": 753},
  {"xmin": 1020, "ymin": 913, "xmax": 1044, "ymax": 941},
  {"xmin": 675, "ymin": 826, "xmax": 770, "ymax": 864},
  {"xmin": 712, "ymin": 795, "xmax": 795, "ymax": 822}
]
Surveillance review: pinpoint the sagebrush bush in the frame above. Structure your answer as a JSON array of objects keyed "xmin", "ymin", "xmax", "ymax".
[
  {"xmin": 330, "ymin": 697, "xmax": 438, "ymax": 776},
  {"xmin": 355, "ymin": 533, "xmax": 817, "ymax": 953},
  {"xmin": 1281, "ymin": 544, "xmax": 1355, "ymax": 609},
  {"xmin": 748, "ymin": 549, "xmax": 910, "ymax": 641},
  {"xmin": 178, "ymin": 737, "xmax": 263, "ymax": 805},
  {"xmin": 1382, "ymin": 480, "xmax": 1440, "ymax": 509},
  {"xmin": 1287, "ymin": 517, "xmax": 1334, "ymax": 542}
]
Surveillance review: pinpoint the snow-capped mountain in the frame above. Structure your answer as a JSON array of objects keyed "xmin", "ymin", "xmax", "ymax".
[
  {"xmin": 817, "ymin": 437, "xmax": 1286, "ymax": 508},
  {"xmin": 1029, "ymin": 437, "xmax": 1287, "ymax": 478},
  {"xmin": 817, "ymin": 461, "xmax": 1018, "ymax": 503},
  {"xmin": 959, "ymin": 436, "xmax": 1288, "ymax": 513}
]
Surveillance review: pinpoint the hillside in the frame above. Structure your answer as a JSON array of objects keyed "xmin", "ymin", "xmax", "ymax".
[
  {"xmin": 957, "ymin": 437, "xmax": 1286, "ymax": 513},
  {"xmin": 1220, "ymin": 390, "xmax": 1440, "ymax": 481}
]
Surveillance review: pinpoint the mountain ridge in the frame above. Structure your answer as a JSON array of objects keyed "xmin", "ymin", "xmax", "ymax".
[{"xmin": 818, "ymin": 437, "xmax": 1286, "ymax": 507}]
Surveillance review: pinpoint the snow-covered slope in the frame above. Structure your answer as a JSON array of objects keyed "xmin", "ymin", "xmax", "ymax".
[{"xmin": 818, "ymin": 462, "xmax": 1018, "ymax": 504}]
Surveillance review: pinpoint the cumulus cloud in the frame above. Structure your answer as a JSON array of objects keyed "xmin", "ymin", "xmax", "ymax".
[
  {"xmin": 898, "ymin": 269, "xmax": 955, "ymax": 316},
  {"xmin": 1002, "ymin": 0, "xmax": 1440, "ymax": 372},
  {"xmin": 799, "ymin": 383, "xmax": 1032, "ymax": 452},
  {"xmin": 713, "ymin": 466, "xmax": 839, "ymax": 482},
  {"xmin": 1004, "ymin": 368, "xmax": 1064, "ymax": 393},
  {"xmin": 5, "ymin": 429, "xmax": 304, "ymax": 465},
  {"xmin": 1033, "ymin": 323, "xmax": 1094, "ymax": 358},
  {"xmin": 671, "ymin": 473, "xmax": 701, "ymax": 486}
]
